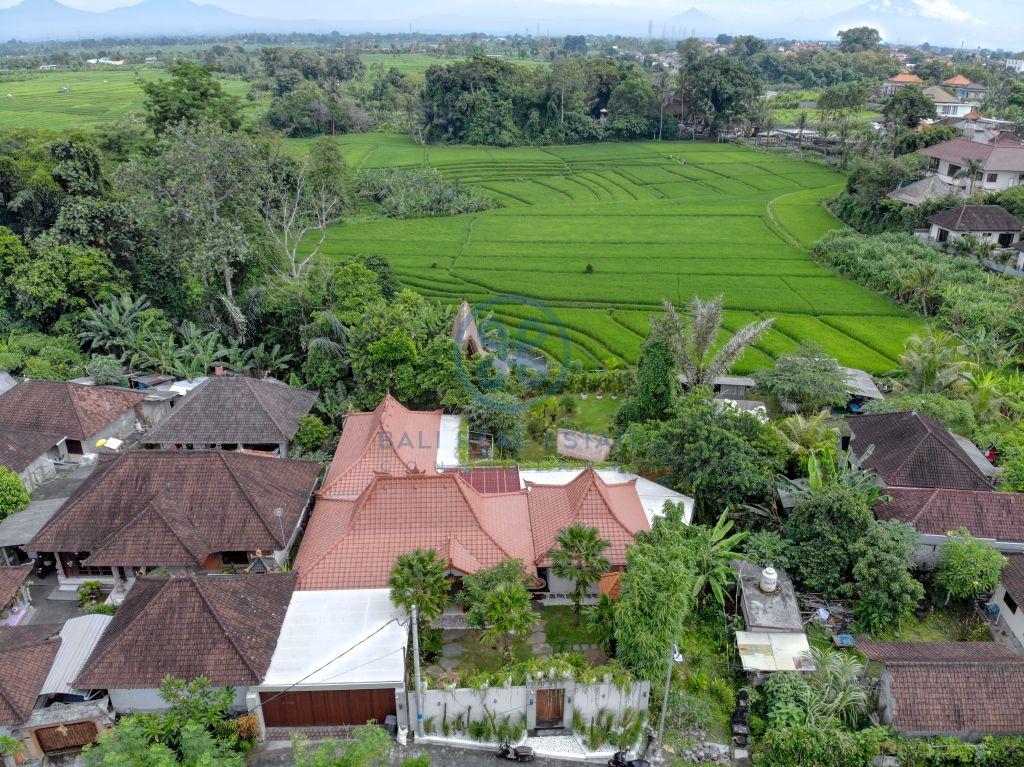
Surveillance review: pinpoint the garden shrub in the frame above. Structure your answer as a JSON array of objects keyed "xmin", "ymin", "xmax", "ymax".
[{"xmin": 355, "ymin": 167, "xmax": 496, "ymax": 218}]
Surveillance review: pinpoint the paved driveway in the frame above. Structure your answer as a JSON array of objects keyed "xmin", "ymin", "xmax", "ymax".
[{"xmin": 250, "ymin": 741, "xmax": 605, "ymax": 767}]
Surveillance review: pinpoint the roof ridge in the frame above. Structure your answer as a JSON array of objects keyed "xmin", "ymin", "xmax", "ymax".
[
  {"xmin": 217, "ymin": 451, "xmax": 281, "ymax": 546},
  {"xmin": 243, "ymin": 377, "xmax": 291, "ymax": 440},
  {"xmin": 189, "ymin": 577, "xmax": 262, "ymax": 680},
  {"xmin": 451, "ymin": 474, "xmax": 528, "ymax": 562},
  {"xmin": 63, "ymin": 382, "xmax": 91, "ymax": 446},
  {"xmin": 76, "ymin": 579, "xmax": 169, "ymax": 680}
]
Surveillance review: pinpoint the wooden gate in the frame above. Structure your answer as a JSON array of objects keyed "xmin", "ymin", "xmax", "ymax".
[
  {"xmin": 535, "ymin": 688, "xmax": 564, "ymax": 728},
  {"xmin": 34, "ymin": 721, "xmax": 98, "ymax": 753},
  {"xmin": 259, "ymin": 689, "xmax": 396, "ymax": 727}
]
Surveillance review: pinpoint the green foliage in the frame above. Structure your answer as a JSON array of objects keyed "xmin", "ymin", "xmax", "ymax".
[
  {"xmin": 477, "ymin": 580, "xmax": 538, "ymax": 661},
  {"xmin": 836, "ymin": 27, "xmax": 881, "ymax": 52},
  {"xmin": 0, "ymin": 467, "xmax": 30, "ymax": 520},
  {"xmin": 294, "ymin": 415, "xmax": 337, "ymax": 455},
  {"xmin": 388, "ymin": 548, "xmax": 450, "ymax": 622},
  {"xmin": 685, "ymin": 509, "xmax": 748, "ymax": 605},
  {"xmin": 583, "ymin": 593, "xmax": 618, "ymax": 656},
  {"xmin": 753, "ymin": 723, "xmax": 884, "ymax": 767},
  {"xmin": 77, "ymin": 580, "xmax": 106, "ymax": 608},
  {"xmin": 754, "ymin": 342, "xmax": 848, "ymax": 413},
  {"xmin": 614, "ymin": 338, "xmax": 675, "ymax": 432},
  {"xmin": 785, "ymin": 485, "xmax": 875, "ymax": 597},
  {"xmin": 679, "ymin": 54, "xmax": 761, "ymax": 136},
  {"xmin": 355, "ymin": 168, "xmax": 495, "ymax": 218},
  {"xmin": 141, "ymin": 62, "xmax": 242, "ymax": 134},
  {"xmin": 291, "ymin": 726, "xmax": 391, "ymax": 767},
  {"xmin": 884, "ymin": 87, "xmax": 937, "ymax": 130},
  {"xmin": 464, "ymin": 391, "xmax": 526, "ymax": 456},
  {"xmin": 461, "ymin": 560, "xmax": 532, "ymax": 626},
  {"xmin": 935, "ymin": 528, "xmax": 1007, "ymax": 603},
  {"xmin": 86, "ymin": 354, "xmax": 127, "ymax": 385},
  {"xmin": 549, "ymin": 523, "xmax": 611, "ymax": 619},
  {"xmin": 864, "ymin": 393, "xmax": 976, "ymax": 436},
  {"xmin": 743, "ymin": 530, "xmax": 791, "ymax": 568},
  {"xmin": 852, "ymin": 521, "xmax": 924, "ymax": 633}
]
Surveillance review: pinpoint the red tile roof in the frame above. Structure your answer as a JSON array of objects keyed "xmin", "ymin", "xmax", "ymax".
[
  {"xmin": 848, "ymin": 412, "xmax": 994, "ymax": 491},
  {"xmin": 0, "ymin": 428, "xmax": 62, "ymax": 473},
  {"xmin": 0, "ymin": 625, "xmax": 60, "ymax": 725},
  {"xmin": 527, "ymin": 468, "xmax": 649, "ymax": 567},
  {"xmin": 875, "ymin": 487, "xmax": 1024, "ymax": 543},
  {"xmin": 1002, "ymin": 554, "xmax": 1024, "ymax": 606},
  {"xmin": 143, "ymin": 376, "xmax": 317, "ymax": 447},
  {"xmin": 0, "ymin": 565, "xmax": 31, "ymax": 608},
  {"xmin": 443, "ymin": 467, "xmax": 522, "ymax": 494},
  {"xmin": 31, "ymin": 451, "xmax": 320, "ymax": 566},
  {"xmin": 860, "ymin": 641, "xmax": 1023, "ymax": 665},
  {"xmin": 889, "ymin": 73, "xmax": 923, "ymax": 83},
  {"xmin": 886, "ymin": 662, "xmax": 1024, "ymax": 736},
  {"xmin": 297, "ymin": 467, "xmax": 649, "ymax": 590},
  {"xmin": 943, "ymin": 75, "xmax": 972, "ymax": 86},
  {"xmin": 75, "ymin": 574, "xmax": 294, "ymax": 689},
  {"xmin": 318, "ymin": 394, "xmax": 444, "ymax": 500},
  {"xmin": 0, "ymin": 381, "xmax": 142, "ymax": 442}
]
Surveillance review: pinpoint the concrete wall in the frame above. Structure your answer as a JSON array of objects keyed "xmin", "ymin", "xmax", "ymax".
[
  {"xmin": 406, "ymin": 680, "xmax": 650, "ymax": 735},
  {"xmin": 110, "ymin": 686, "xmax": 248, "ymax": 714},
  {"xmin": 933, "ymin": 161, "xmax": 1023, "ymax": 191},
  {"xmin": 18, "ymin": 453, "xmax": 56, "ymax": 493},
  {"xmin": 79, "ymin": 409, "xmax": 139, "ymax": 455},
  {"xmin": 989, "ymin": 585, "xmax": 1024, "ymax": 653}
]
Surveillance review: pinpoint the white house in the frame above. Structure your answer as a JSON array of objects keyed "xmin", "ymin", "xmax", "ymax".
[
  {"xmin": 926, "ymin": 205, "xmax": 1022, "ymax": 249},
  {"xmin": 922, "ymin": 85, "xmax": 977, "ymax": 119},
  {"xmin": 919, "ymin": 137, "xmax": 1024, "ymax": 192},
  {"xmin": 991, "ymin": 555, "xmax": 1024, "ymax": 653}
]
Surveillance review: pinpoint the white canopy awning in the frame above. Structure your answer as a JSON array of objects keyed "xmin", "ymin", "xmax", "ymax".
[{"xmin": 260, "ymin": 589, "xmax": 407, "ymax": 691}]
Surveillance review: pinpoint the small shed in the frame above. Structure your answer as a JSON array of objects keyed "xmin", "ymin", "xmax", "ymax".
[
  {"xmin": 927, "ymin": 205, "xmax": 1022, "ymax": 249},
  {"xmin": 887, "ymin": 176, "xmax": 965, "ymax": 207},
  {"xmin": 735, "ymin": 631, "xmax": 813, "ymax": 672},
  {"xmin": 679, "ymin": 374, "xmax": 757, "ymax": 400},
  {"xmin": 733, "ymin": 560, "xmax": 803, "ymax": 633},
  {"xmin": 0, "ymin": 498, "xmax": 66, "ymax": 566}
]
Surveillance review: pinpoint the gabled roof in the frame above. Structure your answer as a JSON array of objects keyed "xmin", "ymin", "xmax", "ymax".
[
  {"xmin": 875, "ymin": 487, "xmax": 1024, "ymax": 543},
  {"xmin": 31, "ymin": 451, "xmax": 320, "ymax": 564},
  {"xmin": 943, "ymin": 75, "xmax": 973, "ymax": 86},
  {"xmin": 919, "ymin": 137, "xmax": 1024, "ymax": 172},
  {"xmin": 75, "ymin": 574, "xmax": 295, "ymax": 689},
  {"xmin": 296, "ymin": 473, "xmax": 533, "ymax": 590},
  {"xmin": 888, "ymin": 73, "xmax": 923, "ymax": 83},
  {"xmin": 927, "ymin": 204, "xmax": 1022, "ymax": 232},
  {"xmin": 0, "ymin": 428, "xmax": 62, "ymax": 474},
  {"xmin": 848, "ymin": 412, "xmax": 994, "ymax": 491},
  {"xmin": 142, "ymin": 376, "xmax": 317, "ymax": 446},
  {"xmin": 317, "ymin": 394, "xmax": 444, "ymax": 500},
  {"xmin": 884, "ymin": 662, "xmax": 1024, "ymax": 736},
  {"xmin": 0, "ymin": 381, "xmax": 142, "ymax": 442},
  {"xmin": 860, "ymin": 641, "xmax": 1023, "ymax": 665},
  {"xmin": 887, "ymin": 175, "xmax": 965, "ymax": 207},
  {"xmin": 922, "ymin": 85, "xmax": 960, "ymax": 103},
  {"xmin": 526, "ymin": 467, "xmax": 649, "ymax": 567},
  {"xmin": 0, "ymin": 564, "xmax": 31, "ymax": 608},
  {"xmin": 0, "ymin": 625, "xmax": 61, "ymax": 725}
]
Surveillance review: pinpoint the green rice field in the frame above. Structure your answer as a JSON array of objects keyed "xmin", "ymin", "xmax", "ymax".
[
  {"xmin": 316, "ymin": 134, "xmax": 923, "ymax": 374},
  {"xmin": 0, "ymin": 69, "xmax": 253, "ymax": 131}
]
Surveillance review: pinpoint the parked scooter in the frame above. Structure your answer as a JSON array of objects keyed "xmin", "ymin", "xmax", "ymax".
[
  {"xmin": 608, "ymin": 750, "xmax": 650, "ymax": 767},
  {"xmin": 496, "ymin": 739, "xmax": 535, "ymax": 762}
]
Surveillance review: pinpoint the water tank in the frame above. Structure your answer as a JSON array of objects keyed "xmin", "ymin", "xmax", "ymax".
[{"xmin": 759, "ymin": 566, "xmax": 778, "ymax": 594}]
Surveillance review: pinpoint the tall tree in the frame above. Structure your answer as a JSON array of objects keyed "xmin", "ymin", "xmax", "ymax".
[
  {"xmin": 837, "ymin": 26, "xmax": 882, "ymax": 52},
  {"xmin": 935, "ymin": 529, "xmax": 1006, "ymax": 604},
  {"xmin": 388, "ymin": 548, "xmax": 450, "ymax": 624},
  {"xmin": 477, "ymin": 580, "xmax": 537, "ymax": 661},
  {"xmin": 678, "ymin": 55, "xmax": 761, "ymax": 137},
  {"xmin": 141, "ymin": 62, "xmax": 242, "ymax": 134},
  {"xmin": 549, "ymin": 523, "xmax": 611, "ymax": 622}
]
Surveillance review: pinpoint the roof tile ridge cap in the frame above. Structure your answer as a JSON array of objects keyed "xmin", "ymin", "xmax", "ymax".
[
  {"xmin": 216, "ymin": 451, "xmax": 281, "ymax": 546},
  {"xmin": 296, "ymin": 478, "xmax": 379, "ymax": 578},
  {"xmin": 63, "ymin": 381, "xmax": 91, "ymax": 442},
  {"xmin": 76, "ymin": 578, "xmax": 168, "ymax": 681},
  {"xmin": 920, "ymin": 419, "xmax": 991, "ymax": 484},
  {"xmin": 31, "ymin": 451, "xmax": 123, "ymax": 549},
  {"xmin": 149, "ymin": 487, "xmax": 212, "ymax": 563},
  {"xmin": 453, "ymin": 474, "xmax": 530, "ymax": 561},
  {"xmin": 586, "ymin": 471, "xmax": 641, "ymax": 537},
  {"xmin": 190, "ymin": 577, "xmax": 262, "ymax": 682},
  {"xmin": 244, "ymin": 376, "xmax": 292, "ymax": 439},
  {"xmin": 85, "ymin": 487, "xmax": 206, "ymax": 565}
]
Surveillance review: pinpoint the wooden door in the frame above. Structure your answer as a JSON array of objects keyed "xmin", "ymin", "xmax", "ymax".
[
  {"xmin": 35, "ymin": 721, "xmax": 98, "ymax": 753},
  {"xmin": 259, "ymin": 689, "xmax": 396, "ymax": 727},
  {"xmin": 535, "ymin": 688, "xmax": 564, "ymax": 728}
]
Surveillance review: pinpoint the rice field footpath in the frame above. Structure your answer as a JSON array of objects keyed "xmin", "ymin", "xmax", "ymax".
[
  {"xmin": 307, "ymin": 134, "xmax": 928, "ymax": 374},
  {"xmin": 0, "ymin": 68, "xmax": 254, "ymax": 131}
]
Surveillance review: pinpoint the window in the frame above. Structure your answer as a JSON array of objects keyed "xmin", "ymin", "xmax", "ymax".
[
  {"xmin": 937, "ymin": 228, "xmax": 950, "ymax": 243},
  {"xmin": 1006, "ymin": 591, "xmax": 1019, "ymax": 614},
  {"xmin": 999, "ymin": 232, "xmax": 1016, "ymax": 248},
  {"xmin": 220, "ymin": 551, "xmax": 250, "ymax": 567},
  {"xmin": 947, "ymin": 163, "xmax": 961, "ymax": 178},
  {"xmin": 987, "ymin": 173, "xmax": 998, "ymax": 183}
]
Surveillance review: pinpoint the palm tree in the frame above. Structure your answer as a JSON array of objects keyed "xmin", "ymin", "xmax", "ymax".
[
  {"xmin": 899, "ymin": 333, "xmax": 968, "ymax": 394},
  {"xmin": 775, "ymin": 410, "xmax": 834, "ymax": 458},
  {"xmin": 655, "ymin": 297, "xmax": 773, "ymax": 388},
  {"xmin": 795, "ymin": 111, "xmax": 809, "ymax": 157},
  {"xmin": 478, "ymin": 581, "xmax": 537, "ymax": 661},
  {"xmin": 388, "ymin": 548, "xmax": 450, "ymax": 625},
  {"xmin": 962, "ymin": 367, "xmax": 1006, "ymax": 425},
  {"xmin": 898, "ymin": 262, "xmax": 941, "ymax": 315},
  {"xmin": 955, "ymin": 157, "xmax": 985, "ymax": 195},
  {"xmin": 835, "ymin": 119, "xmax": 853, "ymax": 169},
  {"xmin": 689, "ymin": 510, "xmax": 749, "ymax": 605},
  {"xmin": 802, "ymin": 646, "xmax": 869, "ymax": 728},
  {"xmin": 549, "ymin": 523, "xmax": 611, "ymax": 622}
]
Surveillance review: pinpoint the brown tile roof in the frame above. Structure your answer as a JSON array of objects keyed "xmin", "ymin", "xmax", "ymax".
[
  {"xmin": 0, "ymin": 564, "xmax": 31, "ymax": 608},
  {"xmin": 927, "ymin": 205, "xmax": 1022, "ymax": 233},
  {"xmin": 318, "ymin": 394, "xmax": 443, "ymax": 500},
  {"xmin": 296, "ymin": 467, "xmax": 649, "ymax": 590},
  {"xmin": 860, "ymin": 641, "xmax": 1023, "ymax": 665},
  {"xmin": 1002, "ymin": 554, "xmax": 1024, "ymax": 605},
  {"xmin": 296, "ymin": 473, "xmax": 534, "ymax": 590},
  {"xmin": 527, "ymin": 468, "xmax": 650, "ymax": 567},
  {"xmin": 848, "ymin": 412, "xmax": 994, "ymax": 491},
  {"xmin": 889, "ymin": 73, "xmax": 923, "ymax": 83},
  {"xmin": 918, "ymin": 137, "xmax": 1024, "ymax": 172},
  {"xmin": 886, "ymin": 662, "xmax": 1024, "ymax": 736},
  {"xmin": 875, "ymin": 487, "xmax": 1024, "ymax": 543},
  {"xmin": 442, "ymin": 467, "xmax": 522, "ymax": 494},
  {"xmin": 31, "ymin": 451, "xmax": 320, "ymax": 566},
  {"xmin": 922, "ymin": 85, "xmax": 959, "ymax": 103},
  {"xmin": 75, "ymin": 574, "xmax": 294, "ymax": 689},
  {"xmin": 142, "ymin": 376, "xmax": 317, "ymax": 447},
  {"xmin": 0, "ymin": 428, "xmax": 61, "ymax": 473},
  {"xmin": 0, "ymin": 381, "xmax": 142, "ymax": 442},
  {"xmin": 943, "ymin": 75, "xmax": 973, "ymax": 86},
  {"xmin": 0, "ymin": 625, "xmax": 61, "ymax": 725}
]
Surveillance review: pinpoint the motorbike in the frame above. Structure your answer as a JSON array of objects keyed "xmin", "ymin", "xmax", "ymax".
[
  {"xmin": 608, "ymin": 751, "xmax": 650, "ymax": 767},
  {"xmin": 496, "ymin": 739, "xmax": 535, "ymax": 762}
]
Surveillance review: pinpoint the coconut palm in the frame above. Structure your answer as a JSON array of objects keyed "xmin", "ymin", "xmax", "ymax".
[
  {"xmin": 388, "ymin": 548, "xmax": 450, "ymax": 624},
  {"xmin": 955, "ymin": 157, "xmax": 985, "ymax": 195},
  {"xmin": 899, "ymin": 333, "xmax": 968, "ymax": 394},
  {"xmin": 688, "ymin": 510, "xmax": 749, "ymax": 605},
  {"xmin": 962, "ymin": 367, "xmax": 1007, "ymax": 425},
  {"xmin": 655, "ymin": 297, "xmax": 773, "ymax": 388},
  {"xmin": 478, "ymin": 580, "xmax": 537, "ymax": 661},
  {"xmin": 549, "ymin": 523, "xmax": 611, "ymax": 622},
  {"xmin": 775, "ymin": 410, "xmax": 834, "ymax": 457}
]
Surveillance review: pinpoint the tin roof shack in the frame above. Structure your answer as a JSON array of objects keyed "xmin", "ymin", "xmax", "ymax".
[{"xmin": 732, "ymin": 561, "xmax": 812, "ymax": 678}]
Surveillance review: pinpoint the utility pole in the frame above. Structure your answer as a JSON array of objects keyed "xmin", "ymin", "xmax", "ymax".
[
  {"xmin": 656, "ymin": 644, "xmax": 681, "ymax": 754},
  {"xmin": 411, "ymin": 605, "xmax": 426, "ymax": 739}
]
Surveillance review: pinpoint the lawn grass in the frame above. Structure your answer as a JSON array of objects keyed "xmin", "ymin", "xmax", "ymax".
[
  {"xmin": 305, "ymin": 134, "xmax": 925, "ymax": 371},
  {"xmin": 455, "ymin": 630, "xmax": 534, "ymax": 676},
  {"xmin": 564, "ymin": 395, "xmax": 620, "ymax": 436},
  {"xmin": 543, "ymin": 605, "xmax": 605, "ymax": 653},
  {"xmin": 867, "ymin": 602, "xmax": 991, "ymax": 643}
]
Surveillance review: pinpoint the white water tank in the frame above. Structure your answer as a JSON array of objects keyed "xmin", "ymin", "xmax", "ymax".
[{"xmin": 759, "ymin": 566, "xmax": 778, "ymax": 594}]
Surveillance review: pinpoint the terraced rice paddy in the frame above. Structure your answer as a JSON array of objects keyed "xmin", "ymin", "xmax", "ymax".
[
  {"xmin": 316, "ymin": 134, "xmax": 925, "ymax": 373},
  {"xmin": 0, "ymin": 69, "xmax": 254, "ymax": 131}
]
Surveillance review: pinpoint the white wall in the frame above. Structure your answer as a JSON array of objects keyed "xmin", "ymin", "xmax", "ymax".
[
  {"xmin": 109, "ymin": 687, "xmax": 248, "ymax": 714},
  {"xmin": 932, "ymin": 160, "xmax": 1023, "ymax": 191},
  {"xmin": 989, "ymin": 585, "xmax": 1024, "ymax": 652}
]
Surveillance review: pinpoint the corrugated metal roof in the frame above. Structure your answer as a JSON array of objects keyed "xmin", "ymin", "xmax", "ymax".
[{"xmin": 42, "ymin": 614, "xmax": 113, "ymax": 695}]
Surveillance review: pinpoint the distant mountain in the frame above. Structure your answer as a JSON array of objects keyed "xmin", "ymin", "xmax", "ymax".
[{"xmin": 666, "ymin": 7, "xmax": 729, "ymax": 38}]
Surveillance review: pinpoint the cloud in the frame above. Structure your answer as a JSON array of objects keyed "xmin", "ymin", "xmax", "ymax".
[{"xmin": 911, "ymin": 0, "xmax": 977, "ymax": 24}]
